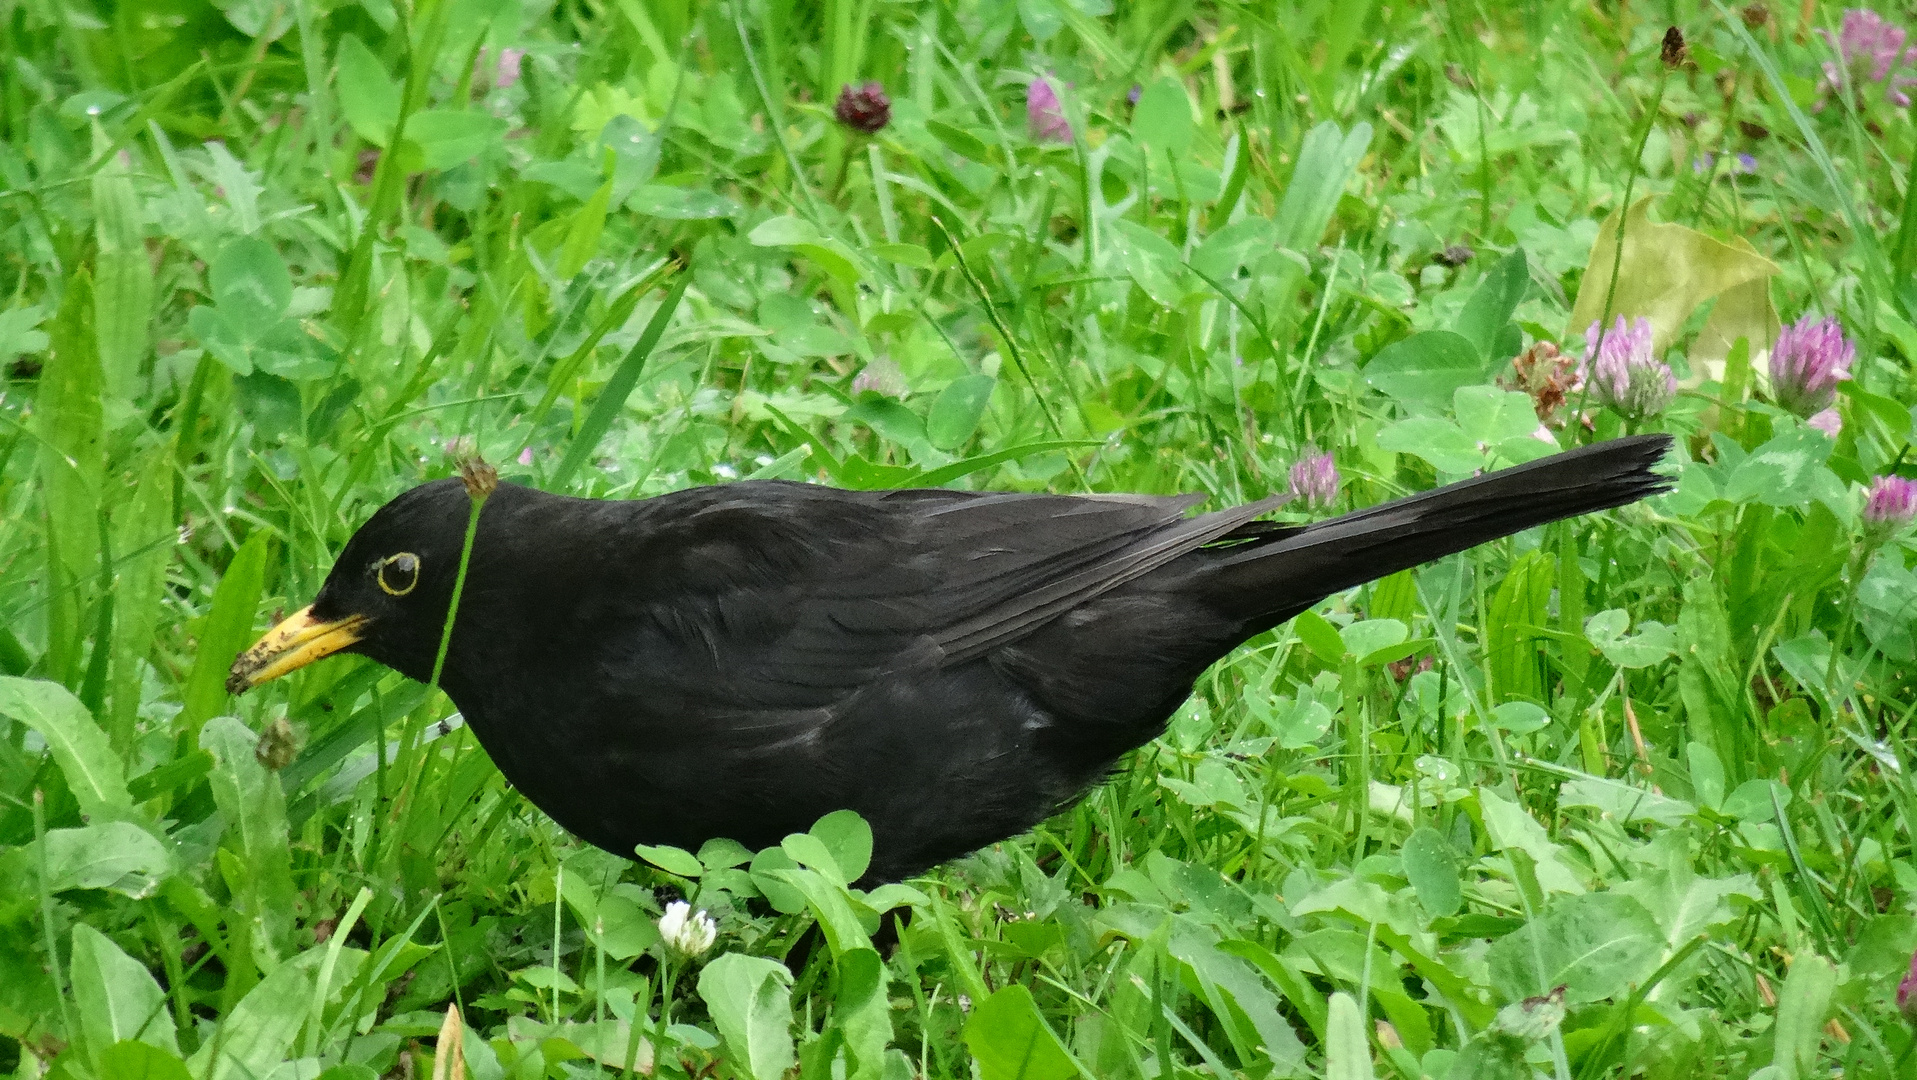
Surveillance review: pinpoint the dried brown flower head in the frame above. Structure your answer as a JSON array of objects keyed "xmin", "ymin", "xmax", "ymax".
[
  {"xmin": 1661, "ymin": 26, "xmax": 1690, "ymax": 69},
  {"xmin": 834, "ymin": 81, "xmax": 891, "ymax": 134},
  {"xmin": 457, "ymin": 453, "xmax": 499, "ymax": 500},
  {"xmin": 255, "ymin": 716, "xmax": 302, "ymax": 771},
  {"xmin": 1503, "ymin": 341, "xmax": 1582, "ymax": 424}
]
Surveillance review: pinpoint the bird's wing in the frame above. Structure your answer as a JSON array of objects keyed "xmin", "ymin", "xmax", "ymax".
[{"xmin": 616, "ymin": 481, "xmax": 1289, "ymax": 689}]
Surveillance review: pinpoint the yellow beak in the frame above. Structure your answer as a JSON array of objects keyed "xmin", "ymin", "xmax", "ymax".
[{"xmin": 226, "ymin": 605, "xmax": 368, "ymax": 694}]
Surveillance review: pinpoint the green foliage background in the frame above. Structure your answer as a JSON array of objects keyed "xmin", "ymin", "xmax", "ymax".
[{"xmin": 0, "ymin": 0, "xmax": 1915, "ymax": 1077}]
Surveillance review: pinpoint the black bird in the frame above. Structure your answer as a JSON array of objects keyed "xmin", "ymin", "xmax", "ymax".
[{"xmin": 230, "ymin": 435, "xmax": 1670, "ymax": 881}]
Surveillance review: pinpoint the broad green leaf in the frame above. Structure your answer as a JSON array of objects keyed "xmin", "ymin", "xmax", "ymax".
[
  {"xmin": 1688, "ymin": 741, "xmax": 1728, "ymax": 810},
  {"xmin": 1191, "ymin": 216, "xmax": 1279, "ymax": 280},
  {"xmin": 926, "ymin": 374, "xmax": 995, "ymax": 450},
  {"xmin": 110, "ymin": 453, "xmax": 175, "ymax": 746},
  {"xmin": 1401, "ymin": 827, "xmax": 1463, "ymax": 918},
  {"xmin": 780, "ymin": 832, "xmax": 846, "ymax": 885},
  {"xmin": 95, "ymin": 1042, "xmax": 193, "ymax": 1080},
  {"xmin": 834, "ymin": 947, "xmax": 892, "ymax": 1080},
  {"xmin": 964, "ymin": 984, "xmax": 1078, "ymax": 1080},
  {"xmin": 72, "ymin": 924, "xmax": 178, "ymax": 1056},
  {"xmin": 697, "ymin": 953, "xmax": 794, "ymax": 1080},
  {"xmin": 0, "ymin": 677, "xmax": 130, "ymax": 817},
  {"xmin": 1324, "ymin": 992, "xmax": 1376, "ymax": 1080},
  {"xmin": 404, "ymin": 109, "xmax": 508, "ymax": 170},
  {"xmin": 1583, "ymin": 609, "xmax": 1677, "ymax": 668},
  {"xmin": 1486, "ymin": 551, "xmax": 1552, "ymax": 704},
  {"xmin": 871, "ymin": 242, "xmax": 933, "ymax": 268},
  {"xmin": 843, "ymin": 398, "xmax": 927, "ymax": 447},
  {"xmin": 1722, "ymin": 427, "xmax": 1835, "ymax": 508},
  {"xmin": 698, "ymin": 837, "xmax": 756, "ymax": 871},
  {"xmin": 41, "ymin": 822, "xmax": 171, "ymax": 895},
  {"xmin": 0, "ymin": 304, "xmax": 49, "ymax": 367},
  {"xmin": 1486, "ymin": 892, "xmax": 1662, "ymax": 1003},
  {"xmin": 1478, "ymin": 787, "xmax": 1584, "ymax": 895},
  {"xmin": 92, "ymin": 142, "xmax": 152, "ymax": 404},
  {"xmin": 1557, "ymin": 776, "xmax": 1694, "ymax": 827},
  {"xmin": 1110, "ymin": 219, "xmax": 1190, "ymax": 307},
  {"xmin": 1131, "ymin": 77, "xmax": 1194, "ymax": 153},
  {"xmin": 1292, "ymin": 608, "xmax": 1348, "ymax": 661},
  {"xmin": 773, "ymin": 867, "xmax": 871, "ymax": 955},
  {"xmin": 809, "ymin": 809, "xmax": 873, "ymax": 885},
  {"xmin": 187, "ymin": 948, "xmax": 322, "ymax": 1080},
  {"xmin": 1376, "ymin": 416, "xmax": 1480, "ymax": 474},
  {"xmin": 751, "ymin": 214, "xmax": 866, "ymax": 283},
  {"xmin": 1274, "ymin": 121, "xmax": 1373, "ymax": 252},
  {"xmin": 1454, "ymin": 247, "xmax": 1528, "ymax": 360},
  {"xmin": 210, "ymin": 236, "xmax": 292, "ymax": 325},
  {"xmin": 1363, "ymin": 331, "xmax": 1486, "ymax": 411},
  {"xmin": 1453, "ymin": 386, "xmax": 1543, "ymax": 445},
  {"xmin": 747, "ymin": 215, "xmax": 820, "ymax": 247},
  {"xmin": 336, "ymin": 35, "xmax": 399, "ymax": 145},
  {"xmin": 1487, "ymin": 701, "xmax": 1549, "ymax": 734},
  {"xmin": 1340, "ymin": 619, "xmax": 1406, "ymax": 659},
  {"xmin": 180, "ymin": 530, "xmax": 271, "ymax": 735},
  {"xmin": 1368, "ymin": 570, "xmax": 1418, "ymax": 624},
  {"xmin": 626, "ymin": 184, "xmax": 739, "ymax": 220},
  {"xmin": 1567, "ymin": 197, "xmax": 1778, "ymax": 355},
  {"xmin": 632, "ymin": 842, "xmax": 704, "ymax": 878},
  {"xmin": 36, "ymin": 268, "xmax": 104, "ymax": 683},
  {"xmin": 232, "ymin": 370, "xmax": 303, "ymax": 437},
  {"xmin": 1858, "ymin": 558, "xmax": 1917, "ymax": 661},
  {"xmin": 189, "ymin": 306, "xmax": 253, "ymax": 375},
  {"xmin": 202, "ymin": 716, "xmax": 297, "ymax": 967},
  {"xmin": 560, "ymin": 179, "xmax": 614, "ymax": 279},
  {"xmin": 590, "ymin": 890, "xmax": 661, "ymax": 959},
  {"xmin": 747, "ymin": 847, "xmax": 808, "ymax": 914},
  {"xmin": 1771, "ymin": 954, "xmax": 1837, "ymax": 1080},
  {"xmin": 1722, "ymin": 778, "xmax": 1791, "ymax": 822},
  {"xmin": 925, "ymin": 119, "xmax": 991, "ymax": 161}
]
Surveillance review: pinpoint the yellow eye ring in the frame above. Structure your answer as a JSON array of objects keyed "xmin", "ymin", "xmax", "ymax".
[{"xmin": 377, "ymin": 553, "xmax": 420, "ymax": 596}]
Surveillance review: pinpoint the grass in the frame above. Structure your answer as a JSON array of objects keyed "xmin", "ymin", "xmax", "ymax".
[{"xmin": 0, "ymin": 0, "xmax": 1915, "ymax": 1077}]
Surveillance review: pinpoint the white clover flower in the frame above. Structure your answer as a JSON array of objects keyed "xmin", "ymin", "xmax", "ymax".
[{"xmin": 658, "ymin": 900, "xmax": 716, "ymax": 958}]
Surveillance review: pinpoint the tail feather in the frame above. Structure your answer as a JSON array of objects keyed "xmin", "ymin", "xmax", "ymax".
[{"xmin": 1208, "ymin": 434, "xmax": 1674, "ymax": 630}]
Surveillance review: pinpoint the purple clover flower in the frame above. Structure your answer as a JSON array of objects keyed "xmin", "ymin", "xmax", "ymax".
[
  {"xmin": 1866, "ymin": 474, "xmax": 1917, "ymax": 532},
  {"xmin": 1288, "ymin": 447, "xmax": 1339, "ymax": 510},
  {"xmin": 1027, "ymin": 77, "xmax": 1072, "ymax": 143},
  {"xmin": 1770, "ymin": 314, "xmax": 1854, "ymax": 417},
  {"xmin": 851, "ymin": 358, "xmax": 906, "ymax": 398},
  {"xmin": 1582, "ymin": 316, "xmax": 1675, "ymax": 420},
  {"xmin": 834, "ymin": 81, "xmax": 892, "ymax": 134},
  {"xmin": 1822, "ymin": 8, "xmax": 1917, "ymax": 106},
  {"xmin": 476, "ymin": 47, "xmax": 524, "ymax": 91},
  {"xmin": 1899, "ymin": 950, "xmax": 1917, "ymax": 1024}
]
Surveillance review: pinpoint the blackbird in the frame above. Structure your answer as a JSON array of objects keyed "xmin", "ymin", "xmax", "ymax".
[{"xmin": 230, "ymin": 434, "xmax": 1670, "ymax": 881}]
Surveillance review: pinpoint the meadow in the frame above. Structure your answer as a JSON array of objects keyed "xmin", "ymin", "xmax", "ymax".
[{"xmin": 0, "ymin": 0, "xmax": 1914, "ymax": 1077}]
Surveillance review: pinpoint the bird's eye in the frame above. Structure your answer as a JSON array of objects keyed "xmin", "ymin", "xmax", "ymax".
[{"xmin": 376, "ymin": 553, "xmax": 420, "ymax": 596}]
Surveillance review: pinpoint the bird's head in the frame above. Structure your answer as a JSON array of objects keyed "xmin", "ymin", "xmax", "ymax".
[{"xmin": 227, "ymin": 478, "xmax": 485, "ymax": 694}]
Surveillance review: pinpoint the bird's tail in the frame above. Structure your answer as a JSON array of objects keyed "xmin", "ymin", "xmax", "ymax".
[{"xmin": 1204, "ymin": 434, "xmax": 1674, "ymax": 631}]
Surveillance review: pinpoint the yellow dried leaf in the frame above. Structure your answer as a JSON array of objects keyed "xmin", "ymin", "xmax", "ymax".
[{"xmin": 1568, "ymin": 197, "xmax": 1779, "ymax": 363}]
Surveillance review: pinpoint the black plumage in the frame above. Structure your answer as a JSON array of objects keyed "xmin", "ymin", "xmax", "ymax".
[{"xmin": 231, "ymin": 435, "xmax": 1671, "ymax": 881}]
